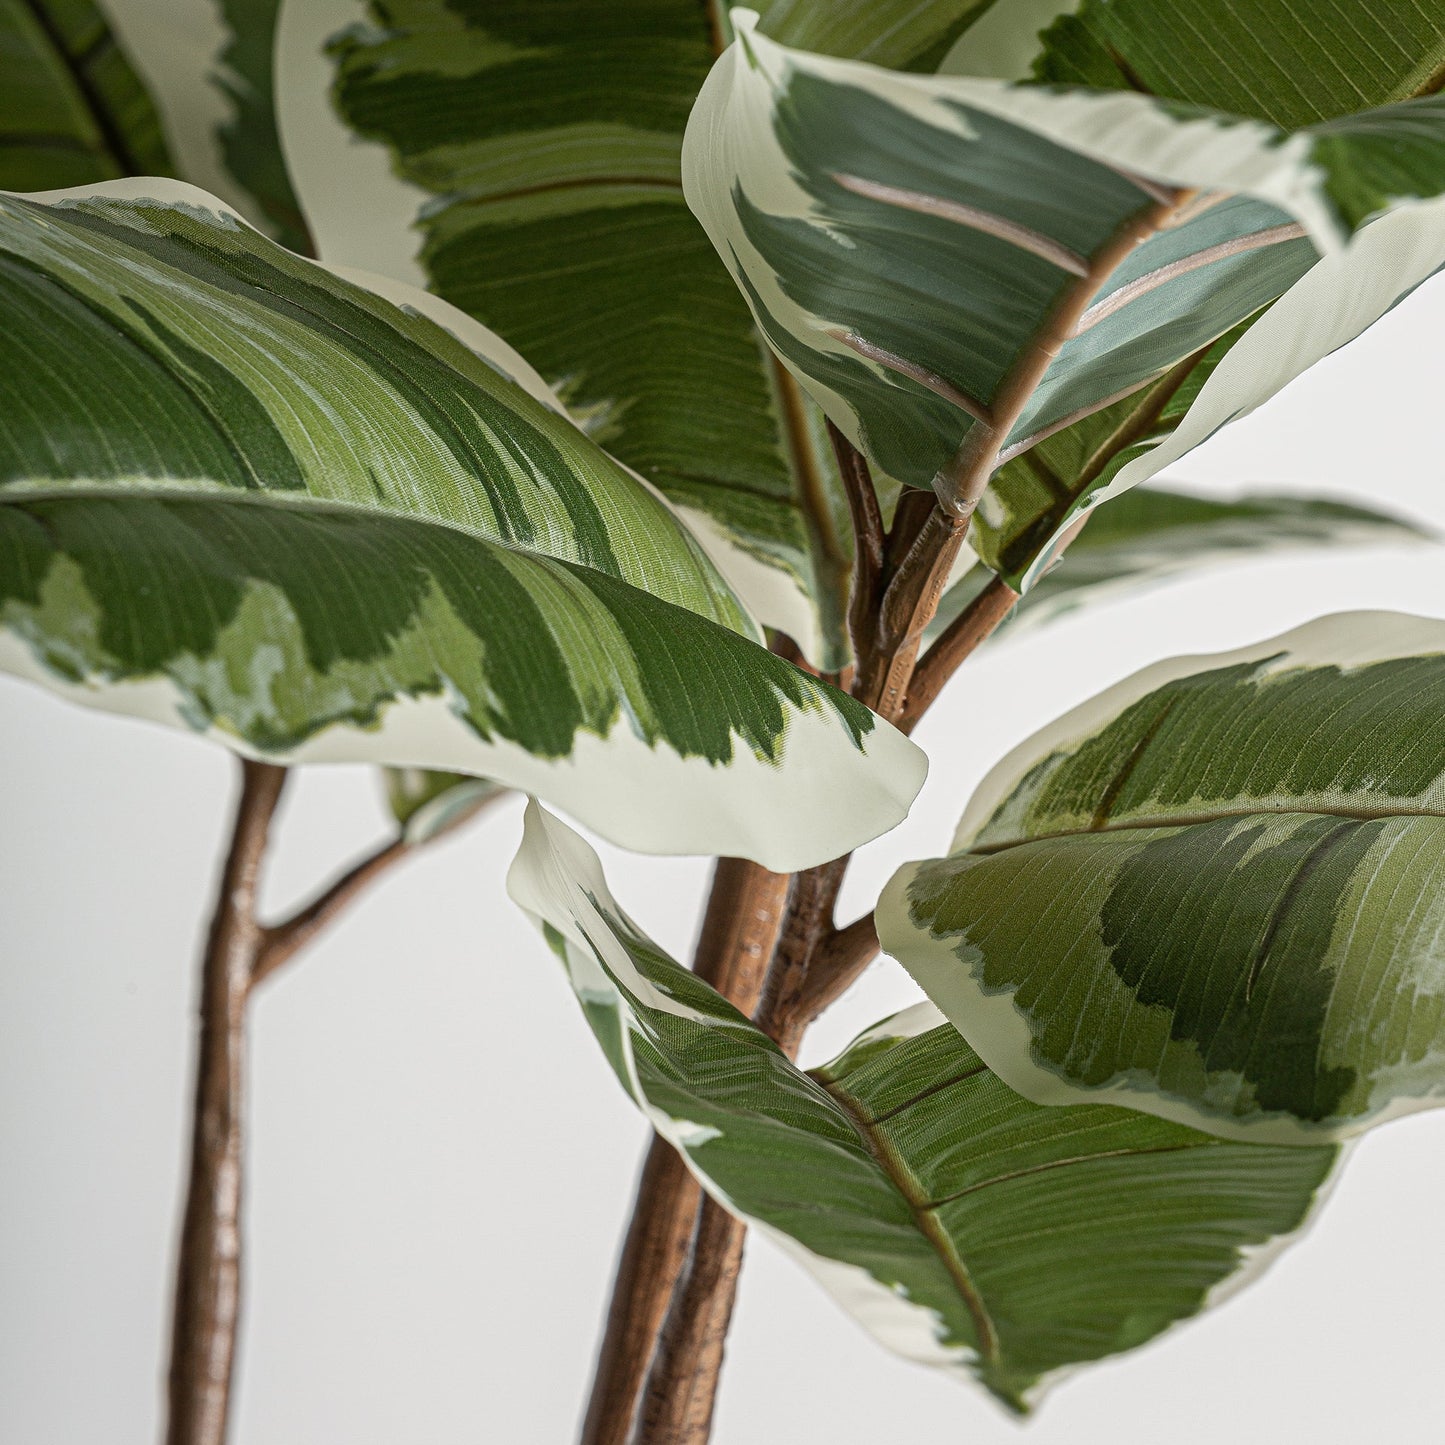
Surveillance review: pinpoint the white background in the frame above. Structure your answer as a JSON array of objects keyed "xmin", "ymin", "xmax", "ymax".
[{"xmin": 4, "ymin": 276, "xmax": 1445, "ymax": 1444}]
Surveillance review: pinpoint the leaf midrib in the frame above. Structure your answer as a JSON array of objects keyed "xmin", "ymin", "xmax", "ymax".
[
  {"xmin": 821, "ymin": 1075, "xmax": 1002, "ymax": 1364},
  {"xmin": 0, "ymin": 483, "xmax": 740, "ymax": 614}
]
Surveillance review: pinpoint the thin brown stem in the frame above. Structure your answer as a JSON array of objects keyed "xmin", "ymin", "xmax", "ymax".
[
  {"xmin": 252, "ymin": 837, "xmax": 409, "ymax": 985},
  {"xmin": 582, "ymin": 1141, "xmax": 702, "ymax": 1445},
  {"xmin": 581, "ymin": 859, "xmax": 789, "ymax": 1445},
  {"xmin": 636, "ymin": 1199, "xmax": 748, "ymax": 1445},
  {"xmin": 790, "ymin": 911, "xmax": 882, "ymax": 1026},
  {"xmin": 826, "ymin": 420, "xmax": 884, "ymax": 665},
  {"xmin": 166, "ymin": 760, "xmax": 287, "ymax": 1445},
  {"xmin": 752, "ymin": 858, "xmax": 850, "ymax": 1050},
  {"xmin": 899, "ymin": 575, "xmax": 1021, "ymax": 732}
]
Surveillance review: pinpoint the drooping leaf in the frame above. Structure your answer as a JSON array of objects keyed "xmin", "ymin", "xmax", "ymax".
[
  {"xmin": 0, "ymin": 0, "xmax": 174, "ymax": 190},
  {"xmin": 684, "ymin": 15, "xmax": 1445, "ymax": 588},
  {"xmin": 880, "ymin": 612, "xmax": 1445, "ymax": 1144},
  {"xmin": 0, "ymin": 180, "xmax": 924, "ymax": 868},
  {"xmin": 317, "ymin": 0, "xmax": 995, "ymax": 666},
  {"xmin": 932, "ymin": 485, "xmax": 1432, "ymax": 642},
  {"xmin": 509, "ymin": 802, "xmax": 1337, "ymax": 1412}
]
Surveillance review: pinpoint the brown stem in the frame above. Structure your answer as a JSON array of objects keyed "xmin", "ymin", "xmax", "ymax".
[
  {"xmin": 166, "ymin": 760, "xmax": 287, "ymax": 1445},
  {"xmin": 580, "ymin": 859, "xmax": 790, "ymax": 1445},
  {"xmin": 898, "ymin": 575, "xmax": 1020, "ymax": 733},
  {"xmin": 636, "ymin": 1200, "xmax": 748, "ymax": 1445},
  {"xmin": 826, "ymin": 420, "xmax": 884, "ymax": 664},
  {"xmin": 790, "ymin": 910, "xmax": 882, "ymax": 1026},
  {"xmin": 251, "ymin": 837, "xmax": 409, "ymax": 985},
  {"xmin": 582, "ymin": 1140, "xmax": 703, "ymax": 1445}
]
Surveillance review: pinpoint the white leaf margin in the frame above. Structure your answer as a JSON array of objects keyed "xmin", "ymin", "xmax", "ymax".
[
  {"xmin": 0, "ymin": 178, "xmax": 927, "ymax": 869},
  {"xmin": 506, "ymin": 802, "xmax": 986, "ymax": 1386},
  {"xmin": 878, "ymin": 610, "xmax": 1445, "ymax": 1144}
]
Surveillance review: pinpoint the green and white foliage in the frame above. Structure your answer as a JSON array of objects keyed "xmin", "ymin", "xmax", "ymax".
[
  {"xmin": 684, "ymin": 13, "xmax": 1445, "ymax": 587},
  {"xmin": 208, "ymin": 0, "xmax": 309, "ymax": 251},
  {"xmin": 881, "ymin": 613, "xmax": 1445, "ymax": 1145},
  {"xmin": 68, "ymin": 0, "xmax": 312, "ymax": 250},
  {"xmin": 384, "ymin": 767, "xmax": 508, "ymax": 845},
  {"xmin": 932, "ymin": 485, "xmax": 1431, "ymax": 643},
  {"xmin": 0, "ymin": 0, "xmax": 173, "ymax": 190},
  {"xmin": 510, "ymin": 802, "xmax": 1337, "ymax": 1412},
  {"xmin": 313, "ymin": 0, "xmax": 992, "ymax": 666},
  {"xmin": 0, "ymin": 180, "xmax": 925, "ymax": 867}
]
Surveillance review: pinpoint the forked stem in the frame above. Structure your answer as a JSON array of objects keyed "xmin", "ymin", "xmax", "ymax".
[
  {"xmin": 166, "ymin": 761, "xmax": 286, "ymax": 1445},
  {"xmin": 166, "ymin": 764, "xmax": 500, "ymax": 1444}
]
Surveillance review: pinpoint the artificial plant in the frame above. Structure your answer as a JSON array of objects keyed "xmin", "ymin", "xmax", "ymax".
[{"xmin": 3, "ymin": 1, "xmax": 1445, "ymax": 1442}]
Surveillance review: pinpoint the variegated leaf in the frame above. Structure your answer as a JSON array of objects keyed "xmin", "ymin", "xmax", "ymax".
[
  {"xmin": 684, "ymin": 13, "xmax": 1445, "ymax": 587},
  {"xmin": 880, "ymin": 612, "xmax": 1445, "ymax": 1144},
  {"xmin": 385, "ymin": 767, "xmax": 509, "ymax": 845},
  {"xmin": 510, "ymin": 802, "xmax": 1337, "ymax": 1412},
  {"xmin": 0, "ymin": 0, "xmax": 173, "ymax": 190},
  {"xmin": 932, "ymin": 485, "xmax": 1431, "ymax": 642},
  {"xmin": 309, "ymin": 0, "xmax": 994, "ymax": 666},
  {"xmin": 0, "ymin": 180, "xmax": 924, "ymax": 868},
  {"xmin": 87, "ymin": 0, "xmax": 310, "ymax": 250}
]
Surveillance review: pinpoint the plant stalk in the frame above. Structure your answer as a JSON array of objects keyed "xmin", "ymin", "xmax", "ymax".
[
  {"xmin": 165, "ymin": 760, "xmax": 287, "ymax": 1445},
  {"xmin": 166, "ymin": 764, "xmax": 486, "ymax": 1443},
  {"xmin": 579, "ymin": 858, "xmax": 790, "ymax": 1445}
]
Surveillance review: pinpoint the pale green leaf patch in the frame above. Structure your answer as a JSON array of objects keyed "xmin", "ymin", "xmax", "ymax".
[
  {"xmin": 0, "ymin": 179, "xmax": 924, "ymax": 867},
  {"xmin": 880, "ymin": 612, "xmax": 1445, "ymax": 1144},
  {"xmin": 511, "ymin": 801, "xmax": 1338, "ymax": 1412}
]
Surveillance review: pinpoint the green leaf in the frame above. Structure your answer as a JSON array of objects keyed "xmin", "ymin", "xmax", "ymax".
[
  {"xmin": 932, "ymin": 484, "xmax": 1432, "ymax": 642},
  {"xmin": 880, "ymin": 612, "xmax": 1445, "ymax": 1144},
  {"xmin": 317, "ymin": 0, "xmax": 994, "ymax": 666},
  {"xmin": 510, "ymin": 802, "xmax": 1337, "ymax": 1413},
  {"xmin": 0, "ymin": 0, "xmax": 174, "ymax": 190},
  {"xmin": 210, "ymin": 0, "xmax": 310, "ymax": 252},
  {"xmin": 1031, "ymin": 0, "xmax": 1445, "ymax": 129},
  {"xmin": 384, "ymin": 767, "xmax": 508, "ymax": 844},
  {"xmin": 684, "ymin": 15, "xmax": 1445, "ymax": 588},
  {"xmin": 0, "ymin": 180, "xmax": 925, "ymax": 868}
]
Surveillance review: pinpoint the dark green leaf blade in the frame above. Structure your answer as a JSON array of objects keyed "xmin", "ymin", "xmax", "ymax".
[
  {"xmin": 0, "ymin": 0, "xmax": 174, "ymax": 190},
  {"xmin": 0, "ymin": 180, "xmax": 924, "ymax": 866},
  {"xmin": 510, "ymin": 802, "xmax": 1337, "ymax": 1412}
]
